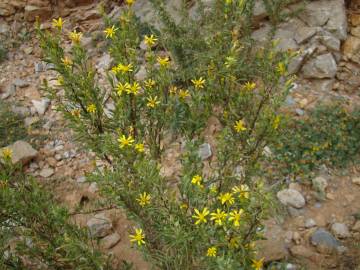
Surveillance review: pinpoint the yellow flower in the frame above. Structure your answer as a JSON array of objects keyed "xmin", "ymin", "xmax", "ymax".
[
  {"xmin": 118, "ymin": 135, "xmax": 135, "ymax": 148},
  {"xmin": 86, "ymin": 104, "xmax": 96, "ymax": 113},
  {"xmin": 210, "ymin": 209, "xmax": 227, "ymax": 226},
  {"xmin": 2, "ymin": 148, "xmax": 12, "ymax": 160},
  {"xmin": 191, "ymin": 175, "xmax": 202, "ymax": 186},
  {"xmin": 136, "ymin": 192, "xmax": 151, "ymax": 207},
  {"xmin": 57, "ymin": 76, "xmax": 64, "ymax": 86},
  {"xmin": 206, "ymin": 247, "xmax": 217, "ymax": 257},
  {"xmin": 144, "ymin": 79, "xmax": 156, "ymax": 89},
  {"xmin": 232, "ymin": 184, "xmax": 249, "ymax": 199},
  {"xmin": 157, "ymin": 56, "xmax": 170, "ymax": 68},
  {"xmin": 178, "ymin": 89, "xmax": 190, "ymax": 100},
  {"xmin": 117, "ymin": 63, "xmax": 133, "ymax": 74},
  {"xmin": 272, "ymin": 115, "xmax": 281, "ymax": 130},
  {"xmin": 104, "ymin": 25, "xmax": 118, "ymax": 39},
  {"xmin": 71, "ymin": 108, "xmax": 81, "ymax": 117},
  {"xmin": 52, "ymin": 17, "xmax": 63, "ymax": 30},
  {"xmin": 146, "ymin": 96, "xmax": 160, "ymax": 108},
  {"xmin": 228, "ymin": 209, "xmax": 244, "ymax": 227},
  {"xmin": 191, "ymin": 77, "xmax": 206, "ymax": 89},
  {"xmin": 135, "ymin": 143, "xmax": 145, "ymax": 153},
  {"xmin": 218, "ymin": 192, "xmax": 234, "ymax": 205},
  {"xmin": 144, "ymin": 34, "xmax": 157, "ymax": 47},
  {"xmin": 180, "ymin": 203, "xmax": 188, "ymax": 210},
  {"xmin": 130, "ymin": 228, "xmax": 145, "ymax": 246},
  {"xmin": 127, "ymin": 82, "xmax": 141, "ymax": 95},
  {"xmin": 69, "ymin": 30, "xmax": 82, "ymax": 44},
  {"xmin": 169, "ymin": 86, "xmax": 178, "ymax": 95},
  {"xmin": 192, "ymin": 207, "xmax": 210, "ymax": 225},
  {"xmin": 125, "ymin": 0, "xmax": 135, "ymax": 6},
  {"xmin": 234, "ymin": 120, "xmax": 247, "ymax": 133},
  {"xmin": 209, "ymin": 185, "xmax": 218, "ymax": 194},
  {"xmin": 244, "ymin": 81, "xmax": 256, "ymax": 91},
  {"xmin": 251, "ymin": 258, "xmax": 264, "ymax": 270},
  {"xmin": 276, "ymin": 62, "xmax": 286, "ymax": 75},
  {"xmin": 61, "ymin": 57, "xmax": 72, "ymax": 68},
  {"xmin": 116, "ymin": 82, "xmax": 130, "ymax": 96}
]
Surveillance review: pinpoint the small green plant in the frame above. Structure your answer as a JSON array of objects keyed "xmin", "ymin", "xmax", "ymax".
[
  {"xmin": 36, "ymin": 0, "xmax": 295, "ymax": 269},
  {"xmin": 0, "ymin": 151, "xmax": 114, "ymax": 269},
  {"xmin": 0, "ymin": 101, "xmax": 28, "ymax": 147},
  {"xmin": 271, "ymin": 102, "xmax": 360, "ymax": 179}
]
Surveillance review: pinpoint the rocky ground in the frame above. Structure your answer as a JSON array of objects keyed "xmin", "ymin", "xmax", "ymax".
[{"xmin": 1, "ymin": 0, "xmax": 360, "ymax": 269}]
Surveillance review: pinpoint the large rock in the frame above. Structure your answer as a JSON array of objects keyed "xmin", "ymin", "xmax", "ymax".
[
  {"xmin": 87, "ymin": 213, "xmax": 112, "ymax": 238},
  {"xmin": 277, "ymin": 189, "xmax": 305, "ymax": 209},
  {"xmin": 331, "ymin": 223, "xmax": 350, "ymax": 238},
  {"xmin": 298, "ymin": 0, "xmax": 347, "ymax": 40},
  {"xmin": 312, "ymin": 176, "xmax": 328, "ymax": 194},
  {"xmin": 302, "ymin": 53, "xmax": 337, "ymax": 79},
  {"xmin": 1, "ymin": 141, "xmax": 38, "ymax": 165},
  {"xmin": 343, "ymin": 36, "xmax": 360, "ymax": 64},
  {"xmin": 32, "ymin": 98, "xmax": 50, "ymax": 115}
]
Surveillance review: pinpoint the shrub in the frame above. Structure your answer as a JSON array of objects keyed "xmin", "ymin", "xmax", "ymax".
[
  {"xmin": 36, "ymin": 1, "xmax": 294, "ymax": 269},
  {"xmin": 0, "ymin": 151, "xmax": 114, "ymax": 269}
]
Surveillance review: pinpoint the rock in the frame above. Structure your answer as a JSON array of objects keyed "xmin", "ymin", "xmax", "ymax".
[
  {"xmin": 39, "ymin": 167, "xmax": 54, "ymax": 178},
  {"xmin": 274, "ymin": 29, "xmax": 298, "ymax": 52},
  {"xmin": 298, "ymin": 0, "xmax": 347, "ymax": 40},
  {"xmin": 277, "ymin": 189, "xmax": 305, "ymax": 209},
  {"xmin": 99, "ymin": 232, "xmax": 121, "ymax": 249},
  {"xmin": 351, "ymin": 14, "xmax": 360, "ymax": 26},
  {"xmin": 198, "ymin": 143, "xmax": 212, "ymax": 160},
  {"xmin": 135, "ymin": 65, "xmax": 147, "ymax": 81},
  {"xmin": 318, "ymin": 32, "xmax": 341, "ymax": 51},
  {"xmin": 34, "ymin": 62, "xmax": 44, "ymax": 73},
  {"xmin": 310, "ymin": 228, "xmax": 341, "ymax": 253},
  {"xmin": 290, "ymin": 245, "xmax": 321, "ymax": 262},
  {"xmin": 352, "ymin": 221, "xmax": 360, "ymax": 232},
  {"xmin": 96, "ymin": 53, "xmax": 112, "ymax": 72},
  {"xmin": 295, "ymin": 26, "xmax": 317, "ymax": 44},
  {"xmin": 1, "ymin": 84, "xmax": 16, "ymax": 99},
  {"xmin": 343, "ymin": 36, "xmax": 360, "ymax": 63},
  {"xmin": 331, "ymin": 223, "xmax": 350, "ymax": 238},
  {"xmin": 24, "ymin": 5, "xmax": 52, "ymax": 22},
  {"xmin": 0, "ymin": 22, "xmax": 10, "ymax": 35},
  {"xmin": 1, "ymin": 141, "xmax": 38, "ymax": 165},
  {"xmin": 13, "ymin": 78, "xmax": 29, "ymax": 88},
  {"xmin": 352, "ymin": 177, "xmax": 360, "ymax": 185},
  {"xmin": 88, "ymin": 182, "xmax": 99, "ymax": 193},
  {"xmin": 0, "ymin": 3, "xmax": 15, "ymax": 16},
  {"xmin": 32, "ymin": 98, "xmax": 50, "ymax": 115},
  {"xmin": 87, "ymin": 213, "xmax": 112, "ymax": 238},
  {"xmin": 295, "ymin": 108, "xmax": 304, "ymax": 116},
  {"xmin": 305, "ymin": 218, "xmax": 317, "ymax": 228},
  {"xmin": 312, "ymin": 176, "xmax": 328, "ymax": 194},
  {"xmin": 302, "ymin": 53, "xmax": 337, "ymax": 79},
  {"xmin": 351, "ymin": 26, "xmax": 360, "ymax": 38},
  {"xmin": 77, "ymin": 176, "xmax": 86, "ymax": 183}
]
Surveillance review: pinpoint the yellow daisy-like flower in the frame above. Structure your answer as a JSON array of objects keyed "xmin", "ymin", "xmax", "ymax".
[
  {"xmin": 244, "ymin": 81, "xmax": 256, "ymax": 91},
  {"xmin": 86, "ymin": 104, "xmax": 96, "ymax": 114},
  {"xmin": 144, "ymin": 34, "xmax": 157, "ymax": 47},
  {"xmin": 52, "ymin": 17, "xmax": 63, "ymax": 30},
  {"xmin": 234, "ymin": 119, "xmax": 247, "ymax": 133},
  {"xmin": 104, "ymin": 25, "xmax": 118, "ymax": 39},
  {"xmin": 144, "ymin": 79, "xmax": 156, "ymax": 89},
  {"xmin": 232, "ymin": 184, "xmax": 250, "ymax": 199},
  {"xmin": 118, "ymin": 135, "xmax": 135, "ymax": 148},
  {"xmin": 192, "ymin": 207, "xmax": 210, "ymax": 225},
  {"xmin": 218, "ymin": 192, "xmax": 235, "ymax": 205},
  {"xmin": 178, "ymin": 89, "xmax": 190, "ymax": 100},
  {"xmin": 146, "ymin": 96, "xmax": 160, "ymax": 108},
  {"xmin": 136, "ymin": 192, "xmax": 151, "ymax": 207},
  {"xmin": 116, "ymin": 82, "xmax": 130, "ymax": 96},
  {"xmin": 191, "ymin": 175, "xmax": 202, "ymax": 186},
  {"xmin": 135, "ymin": 143, "xmax": 145, "ymax": 153},
  {"xmin": 169, "ymin": 86, "xmax": 178, "ymax": 95},
  {"xmin": 127, "ymin": 82, "xmax": 141, "ymax": 95},
  {"xmin": 157, "ymin": 56, "xmax": 170, "ymax": 68},
  {"xmin": 210, "ymin": 209, "xmax": 227, "ymax": 226},
  {"xmin": 191, "ymin": 77, "xmax": 206, "ymax": 89},
  {"xmin": 130, "ymin": 228, "xmax": 145, "ymax": 246},
  {"xmin": 69, "ymin": 30, "xmax": 82, "ymax": 44},
  {"xmin": 206, "ymin": 247, "xmax": 217, "ymax": 257},
  {"xmin": 2, "ymin": 148, "xmax": 12, "ymax": 160},
  {"xmin": 61, "ymin": 57, "xmax": 72, "ymax": 68},
  {"xmin": 117, "ymin": 63, "xmax": 133, "ymax": 74},
  {"xmin": 228, "ymin": 209, "xmax": 244, "ymax": 227},
  {"xmin": 276, "ymin": 62, "xmax": 286, "ymax": 75},
  {"xmin": 125, "ymin": 0, "xmax": 135, "ymax": 6},
  {"xmin": 251, "ymin": 258, "xmax": 264, "ymax": 270},
  {"xmin": 272, "ymin": 115, "xmax": 281, "ymax": 130}
]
